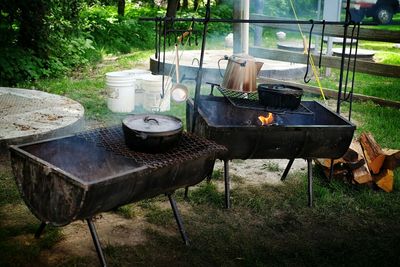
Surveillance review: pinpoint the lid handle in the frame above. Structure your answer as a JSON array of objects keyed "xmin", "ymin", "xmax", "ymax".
[{"xmin": 143, "ymin": 116, "xmax": 159, "ymax": 125}]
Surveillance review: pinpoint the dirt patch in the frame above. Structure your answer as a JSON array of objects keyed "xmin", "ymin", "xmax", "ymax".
[
  {"xmin": 40, "ymin": 213, "xmax": 150, "ymax": 265},
  {"xmin": 214, "ymin": 159, "xmax": 307, "ymax": 186}
]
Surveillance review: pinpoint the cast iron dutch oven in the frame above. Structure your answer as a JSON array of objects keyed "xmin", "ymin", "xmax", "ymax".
[
  {"xmin": 258, "ymin": 84, "xmax": 303, "ymax": 110},
  {"xmin": 122, "ymin": 114, "xmax": 183, "ymax": 153}
]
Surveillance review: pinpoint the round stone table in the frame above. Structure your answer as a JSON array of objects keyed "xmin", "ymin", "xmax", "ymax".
[
  {"xmin": 332, "ymin": 48, "xmax": 375, "ymax": 61},
  {"xmin": 0, "ymin": 87, "xmax": 84, "ymax": 152}
]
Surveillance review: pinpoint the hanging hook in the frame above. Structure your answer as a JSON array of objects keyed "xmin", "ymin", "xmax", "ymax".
[
  {"xmin": 319, "ymin": 20, "xmax": 326, "ymax": 69},
  {"xmin": 192, "ymin": 17, "xmax": 199, "ymax": 46},
  {"xmin": 304, "ymin": 19, "xmax": 315, "ymax": 84},
  {"xmin": 343, "ymin": 23, "xmax": 357, "ymax": 102},
  {"xmin": 155, "ymin": 17, "xmax": 159, "ymax": 59}
]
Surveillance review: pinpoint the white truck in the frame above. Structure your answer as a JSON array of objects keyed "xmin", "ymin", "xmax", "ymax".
[{"xmin": 349, "ymin": 0, "xmax": 400, "ymax": 24}]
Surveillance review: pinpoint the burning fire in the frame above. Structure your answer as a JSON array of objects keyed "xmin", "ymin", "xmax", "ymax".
[{"xmin": 258, "ymin": 113, "xmax": 274, "ymax": 126}]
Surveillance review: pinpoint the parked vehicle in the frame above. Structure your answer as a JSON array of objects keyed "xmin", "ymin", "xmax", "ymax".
[{"xmin": 348, "ymin": 0, "xmax": 400, "ymax": 24}]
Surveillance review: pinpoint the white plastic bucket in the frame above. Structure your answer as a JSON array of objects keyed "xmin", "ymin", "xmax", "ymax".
[
  {"xmin": 121, "ymin": 69, "xmax": 152, "ymax": 76},
  {"xmin": 105, "ymin": 71, "xmax": 135, "ymax": 113},
  {"xmin": 139, "ymin": 74, "xmax": 171, "ymax": 112},
  {"xmin": 121, "ymin": 69, "xmax": 152, "ymax": 109}
]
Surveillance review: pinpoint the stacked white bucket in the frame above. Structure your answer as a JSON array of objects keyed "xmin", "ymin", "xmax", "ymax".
[
  {"xmin": 105, "ymin": 69, "xmax": 171, "ymax": 113},
  {"xmin": 138, "ymin": 74, "xmax": 171, "ymax": 112}
]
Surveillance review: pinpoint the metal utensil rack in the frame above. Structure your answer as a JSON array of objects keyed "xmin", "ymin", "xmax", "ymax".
[
  {"xmin": 141, "ymin": 0, "xmax": 362, "ymax": 122},
  {"xmin": 140, "ymin": 0, "xmax": 364, "ymax": 209}
]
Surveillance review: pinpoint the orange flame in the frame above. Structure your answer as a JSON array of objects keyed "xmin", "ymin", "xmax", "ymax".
[{"xmin": 258, "ymin": 113, "xmax": 274, "ymax": 126}]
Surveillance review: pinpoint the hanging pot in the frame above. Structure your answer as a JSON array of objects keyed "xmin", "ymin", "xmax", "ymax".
[
  {"xmin": 122, "ymin": 114, "xmax": 183, "ymax": 153},
  {"xmin": 218, "ymin": 54, "xmax": 263, "ymax": 92}
]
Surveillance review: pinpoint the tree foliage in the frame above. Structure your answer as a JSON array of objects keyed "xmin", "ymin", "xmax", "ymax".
[{"xmin": 0, "ymin": 1, "xmax": 157, "ymax": 86}]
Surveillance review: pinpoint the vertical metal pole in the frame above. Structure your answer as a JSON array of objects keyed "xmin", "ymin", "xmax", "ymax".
[
  {"xmin": 87, "ymin": 218, "xmax": 107, "ymax": 267},
  {"xmin": 348, "ymin": 23, "xmax": 361, "ymax": 121},
  {"xmin": 233, "ymin": 1, "xmax": 242, "ymax": 54},
  {"xmin": 224, "ymin": 160, "xmax": 231, "ymax": 209},
  {"xmin": 254, "ymin": 0, "xmax": 264, "ymax": 46},
  {"xmin": 192, "ymin": 0, "xmax": 211, "ymax": 132},
  {"xmin": 242, "ymin": 0, "xmax": 250, "ymax": 54},
  {"xmin": 281, "ymin": 158, "xmax": 295, "ymax": 181},
  {"xmin": 184, "ymin": 186, "xmax": 189, "ymax": 200},
  {"xmin": 337, "ymin": 0, "xmax": 351, "ymax": 114},
  {"xmin": 168, "ymin": 194, "xmax": 190, "ymax": 246},
  {"xmin": 161, "ymin": 17, "xmax": 167, "ymax": 99},
  {"xmin": 34, "ymin": 222, "xmax": 47, "ymax": 239},
  {"xmin": 307, "ymin": 159, "xmax": 313, "ymax": 207},
  {"xmin": 329, "ymin": 159, "xmax": 334, "ymax": 181}
]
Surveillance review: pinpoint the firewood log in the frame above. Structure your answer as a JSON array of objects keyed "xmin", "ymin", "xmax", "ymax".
[
  {"xmin": 374, "ymin": 169, "xmax": 394, "ymax": 193},
  {"xmin": 382, "ymin": 149, "xmax": 400, "ymax": 170},
  {"xmin": 360, "ymin": 132, "xmax": 386, "ymax": 174},
  {"xmin": 351, "ymin": 140, "xmax": 372, "ymax": 184},
  {"xmin": 317, "ymin": 141, "xmax": 363, "ymax": 170}
]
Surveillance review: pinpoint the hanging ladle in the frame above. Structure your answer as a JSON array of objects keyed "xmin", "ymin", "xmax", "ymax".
[{"xmin": 171, "ymin": 33, "xmax": 190, "ymax": 103}]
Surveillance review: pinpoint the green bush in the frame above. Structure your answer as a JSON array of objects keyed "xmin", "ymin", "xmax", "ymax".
[{"xmin": 80, "ymin": 5, "xmax": 157, "ymax": 54}]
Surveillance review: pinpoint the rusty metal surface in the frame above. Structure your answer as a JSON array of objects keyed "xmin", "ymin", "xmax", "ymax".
[
  {"xmin": 9, "ymin": 128, "xmax": 226, "ymax": 226},
  {"xmin": 187, "ymin": 96, "xmax": 355, "ymax": 160}
]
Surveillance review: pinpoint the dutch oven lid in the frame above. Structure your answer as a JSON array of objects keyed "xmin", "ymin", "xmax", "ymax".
[
  {"xmin": 122, "ymin": 114, "xmax": 182, "ymax": 134},
  {"xmin": 258, "ymin": 84, "xmax": 303, "ymax": 96}
]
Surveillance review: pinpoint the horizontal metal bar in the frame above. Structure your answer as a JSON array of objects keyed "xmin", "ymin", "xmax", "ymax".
[
  {"xmin": 140, "ymin": 16, "xmax": 400, "ymax": 26},
  {"xmin": 140, "ymin": 17, "xmax": 347, "ymax": 25}
]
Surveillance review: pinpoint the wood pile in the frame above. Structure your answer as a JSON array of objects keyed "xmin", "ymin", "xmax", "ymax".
[{"xmin": 316, "ymin": 132, "xmax": 400, "ymax": 192}]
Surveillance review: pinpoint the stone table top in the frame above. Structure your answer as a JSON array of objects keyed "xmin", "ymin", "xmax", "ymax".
[{"xmin": 0, "ymin": 87, "xmax": 84, "ymax": 148}]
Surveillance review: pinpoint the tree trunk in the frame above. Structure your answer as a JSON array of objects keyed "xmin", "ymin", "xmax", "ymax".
[
  {"xmin": 182, "ymin": 0, "xmax": 188, "ymax": 9},
  {"xmin": 193, "ymin": 0, "xmax": 199, "ymax": 11},
  {"xmin": 118, "ymin": 0, "xmax": 125, "ymax": 17},
  {"xmin": 166, "ymin": 0, "xmax": 179, "ymax": 30},
  {"xmin": 18, "ymin": 0, "xmax": 48, "ymax": 58}
]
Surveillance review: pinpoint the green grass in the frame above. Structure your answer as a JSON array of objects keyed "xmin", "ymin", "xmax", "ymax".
[
  {"xmin": 0, "ymin": 170, "xmax": 21, "ymax": 206},
  {"xmin": 0, "ymin": 222, "xmax": 62, "ymax": 267},
  {"xmin": 87, "ymin": 173, "xmax": 400, "ymax": 267},
  {"xmin": 262, "ymin": 161, "xmax": 281, "ymax": 172},
  {"xmin": 115, "ymin": 204, "xmax": 137, "ymax": 219},
  {"xmin": 305, "ymin": 69, "xmax": 400, "ymax": 102}
]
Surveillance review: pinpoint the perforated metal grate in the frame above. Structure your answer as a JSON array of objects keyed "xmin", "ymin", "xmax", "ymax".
[
  {"xmin": 78, "ymin": 126, "xmax": 227, "ymax": 169},
  {"xmin": 217, "ymin": 87, "xmax": 313, "ymax": 115},
  {"xmin": 0, "ymin": 93, "xmax": 50, "ymax": 114}
]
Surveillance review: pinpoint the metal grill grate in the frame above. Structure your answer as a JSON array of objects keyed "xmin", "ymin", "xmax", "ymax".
[
  {"xmin": 78, "ymin": 126, "xmax": 227, "ymax": 169},
  {"xmin": 218, "ymin": 87, "xmax": 313, "ymax": 115}
]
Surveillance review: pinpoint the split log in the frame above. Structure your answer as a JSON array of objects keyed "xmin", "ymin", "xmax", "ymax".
[
  {"xmin": 374, "ymin": 169, "xmax": 394, "ymax": 193},
  {"xmin": 382, "ymin": 149, "xmax": 400, "ymax": 170},
  {"xmin": 360, "ymin": 133, "xmax": 386, "ymax": 174},
  {"xmin": 351, "ymin": 140, "xmax": 372, "ymax": 184},
  {"xmin": 315, "ymin": 159, "xmax": 349, "ymax": 181},
  {"xmin": 317, "ymin": 144, "xmax": 362, "ymax": 169}
]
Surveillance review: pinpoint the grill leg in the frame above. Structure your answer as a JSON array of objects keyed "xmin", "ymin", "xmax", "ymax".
[
  {"xmin": 34, "ymin": 222, "xmax": 47, "ymax": 239},
  {"xmin": 281, "ymin": 158, "xmax": 295, "ymax": 181},
  {"xmin": 329, "ymin": 159, "xmax": 334, "ymax": 181},
  {"xmin": 168, "ymin": 194, "xmax": 190, "ymax": 246},
  {"xmin": 87, "ymin": 218, "xmax": 107, "ymax": 267},
  {"xmin": 224, "ymin": 160, "xmax": 230, "ymax": 209},
  {"xmin": 184, "ymin": 186, "xmax": 189, "ymax": 200},
  {"xmin": 307, "ymin": 159, "xmax": 313, "ymax": 208}
]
